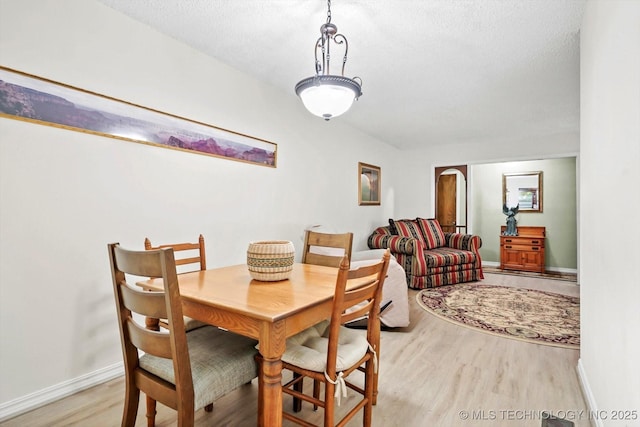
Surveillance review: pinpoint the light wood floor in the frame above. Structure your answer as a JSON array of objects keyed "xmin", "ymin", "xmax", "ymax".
[{"xmin": 1, "ymin": 272, "xmax": 587, "ymax": 426}]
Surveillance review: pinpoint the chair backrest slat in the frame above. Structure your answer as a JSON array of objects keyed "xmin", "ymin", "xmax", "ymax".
[
  {"xmin": 158, "ymin": 242, "xmax": 200, "ymax": 251},
  {"xmin": 113, "ymin": 248, "xmax": 166, "ymax": 278},
  {"xmin": 126, "ymin": 319, "xmax": 173, "ymax": 359},
  {"xmin": 120, "ymin": 282, "xmax": 167, "ymax": 319},
  {"xmin": 176, "ymin": 257, "xmax": 202, "ymax": 266},
  {"xmin": 338, "ymin": 270, "xmax": 383, "ymax": 323},
  {"xmin": 302, "ymin": 230, "xmax": 353, "ymax": 268},
  {"xmin": 341, "ymin": 300, "xmax": 375, "ymax": 324}
]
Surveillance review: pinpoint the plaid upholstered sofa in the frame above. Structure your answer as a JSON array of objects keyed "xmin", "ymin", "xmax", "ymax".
[{"xmin": 367, "ymin": 218, "xmax": 483, "ymax": 289}]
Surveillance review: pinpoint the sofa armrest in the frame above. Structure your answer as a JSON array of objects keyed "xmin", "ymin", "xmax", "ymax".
[
  {"xmin": 445, "ymin": 233, "xmax": 482, "ymax": 252},
  {"xmin": 368, "ymin": 227, "xmax": 418, "ymax": 256}
]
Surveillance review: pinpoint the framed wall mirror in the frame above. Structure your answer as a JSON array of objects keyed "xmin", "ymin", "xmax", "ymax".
[{"xmin": 502, "ymin": 171, "xmax": 543, "ymax": 212}]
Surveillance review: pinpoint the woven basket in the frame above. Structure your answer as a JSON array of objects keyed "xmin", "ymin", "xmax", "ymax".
[{"xmin": 247, "ymin": 240, "xmax": 295, "ymax": 281}]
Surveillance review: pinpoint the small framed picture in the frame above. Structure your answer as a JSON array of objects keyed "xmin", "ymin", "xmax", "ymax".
[{"xmin": 358, "ymin": 162, "xmax": 381, "ymax": 206}]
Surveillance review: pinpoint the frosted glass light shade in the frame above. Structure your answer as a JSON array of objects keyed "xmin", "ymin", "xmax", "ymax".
[{"xmin": 295, "ymin": 75, "xmax": 362, "ymax": 120}]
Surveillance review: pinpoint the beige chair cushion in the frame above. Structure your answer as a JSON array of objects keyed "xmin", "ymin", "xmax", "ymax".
[
  {"xmin": 158, "ymin": 316, "xmax": 207, "ymax": 332},
  {"xmin": 281, "ymin": 320, "xmax": 369, "ymax": 372},
  {"xmin": 140, "ymin": 326, "xmax": 258, "ymax": 410},
  {"xmin": 183, "ymin": 316, "xmax": 207, "ymax": 331}
]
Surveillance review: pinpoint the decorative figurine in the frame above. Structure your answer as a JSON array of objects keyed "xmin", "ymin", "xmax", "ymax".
[{"xmin": 502, "ymin": 204, "xmax": 519, "ymax": 236}]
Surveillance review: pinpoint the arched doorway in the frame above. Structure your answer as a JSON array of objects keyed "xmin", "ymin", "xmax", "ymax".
[{"xmin": 435, "ymin": 165, "xmax": 467, "ymax": 233}]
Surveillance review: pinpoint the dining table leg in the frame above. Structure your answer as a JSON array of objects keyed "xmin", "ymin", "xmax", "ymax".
[{"xmin": 257, "ymin": 321, "xmax": 286, "ymax": 427}]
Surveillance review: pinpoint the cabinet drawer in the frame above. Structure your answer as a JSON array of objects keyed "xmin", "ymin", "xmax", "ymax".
[
  {"xmin": 502, "ymin": 244, "xmax": 542, "ymax": 251},
  {"xmin": 501, "ymin": 238, "xmax": 544, "ymax": 246}
]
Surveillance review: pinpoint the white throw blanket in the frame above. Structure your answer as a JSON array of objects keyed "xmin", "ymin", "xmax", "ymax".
[
  {"xmin": 302, "ymin": 225, "xmax": 410, "ymax": 328},
  {"xmin": 350, "ymin": 250, "xmax": 410, "ymax": 328}
]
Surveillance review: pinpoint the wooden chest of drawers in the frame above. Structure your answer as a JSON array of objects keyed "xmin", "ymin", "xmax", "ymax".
[{"xmin": 500, "ymin": 226, "xmax": 546, "ymax": 273}]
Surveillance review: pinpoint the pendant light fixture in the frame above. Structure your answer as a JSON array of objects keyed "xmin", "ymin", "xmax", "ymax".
[{"xmin": 295, "ymin": 0, "xmax": 362, "ymax": 121}]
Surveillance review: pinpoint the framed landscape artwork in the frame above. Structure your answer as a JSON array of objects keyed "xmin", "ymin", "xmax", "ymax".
[
  {"xmin": 358, "ymin": 162, "xmax": 381, "ymax": 206},
  {"xmin": 0, "ymin": 66, "xmax": 277, "ymax": 167}
]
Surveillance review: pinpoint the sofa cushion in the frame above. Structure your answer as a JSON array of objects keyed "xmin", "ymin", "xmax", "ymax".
[
  {"xmin": 388, "ymin": 218, "xmax": 416, "ymax": 235},
  {"xmin": 368, "ymin": 228, "xmax": 420, "ymax": 255},
  {"xmin": 389, "ymin": 219, "xmax": 427, "ymax": 248},
  {"xmin": 423, "ymin": 247, "xmax": 476, "ymax": 267},
  {"xmin": 388, "ymin": 219, "xmax": 398, "ymax": 235},
  {"xmin": 416, "ymin": 218, "xmax": 446, "ymax": 249}
]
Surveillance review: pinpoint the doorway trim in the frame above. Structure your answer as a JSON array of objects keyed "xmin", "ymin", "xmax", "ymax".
[{"xmin": 435, "ymin": 165, "xmax": 468, "ymax": 234}]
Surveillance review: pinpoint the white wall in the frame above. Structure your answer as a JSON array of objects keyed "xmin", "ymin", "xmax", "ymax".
[
  {"xmin": 0, "ymin": 0, "xmax": 400, "ymax": 405},
  {"xmin": 394, "ymin": 132, "xmax": 579, "ymax": 220},
  {"xmin": 580, "ymin": 1, "xmax": 640, "ymax": 423}
]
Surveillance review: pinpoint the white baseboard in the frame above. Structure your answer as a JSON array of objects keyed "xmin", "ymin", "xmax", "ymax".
[
  {"xmin": 577, "ymin": 358, "xmax": 602, "ymax": 427},
  {"xmin": 547, "ymin": 266, "xmax": 578, "ymax": 274},
  {"xmin": 0, "ymin": 362, "xmax": 123, "ymax": 423},
  {"xmin": 482, "ymin": 261, "xmax": 578, "ymax": 275},
  {"xmin": 483, "ymin": 261, "xmax": 500, "ymax": 267}
]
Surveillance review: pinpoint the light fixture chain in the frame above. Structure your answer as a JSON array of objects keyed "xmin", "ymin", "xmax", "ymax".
[
  {"xmin": 322, "ymin": 33, "xmax": 329, "ymax": 75},
  {"xmin": 326, "ymin": 0, "xmax": 332, "ymax": 24}
]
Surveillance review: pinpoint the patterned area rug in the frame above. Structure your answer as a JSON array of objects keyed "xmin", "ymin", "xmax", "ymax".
[{"xmin": 416, "ymin": 284, "xmax": 580, "ymax": 348}]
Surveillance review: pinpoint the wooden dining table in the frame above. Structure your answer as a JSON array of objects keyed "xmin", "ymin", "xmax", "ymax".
[{"xmin": 138, "ymin": 262, "xmax": 364, "ymax": 427}]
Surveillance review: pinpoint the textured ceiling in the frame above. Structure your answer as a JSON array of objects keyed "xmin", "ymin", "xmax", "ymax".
[{"xmin": 97, "ymin": 0, "xmax": 586, "ymax": 150}]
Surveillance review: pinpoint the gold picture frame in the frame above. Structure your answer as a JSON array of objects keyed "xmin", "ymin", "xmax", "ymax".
[
  {"xmin": 0, "ymin": 66, "xmax": 277, "ymax": 167},
  {"xmin": 502, "ymin": 171, "xmax": 543, "ymax": 212},
  {"xmin": 358, "ymin": 162, "xmax": 381, "ymax": 206}
]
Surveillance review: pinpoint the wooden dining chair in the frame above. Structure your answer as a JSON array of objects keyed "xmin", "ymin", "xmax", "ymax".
[
  {"xmin": 300, "ymin": 230, "xmax": 354, "ymax": 408},
  {"xmin": 108, "ymin": 243, "xmax": 259, "ymax": 427},
  {"xmin": 300, "ymin": 229, "xmax": 390, "ymax": 407},
  {"xmin": 144, "ymin": 235, "xmax": 207, "ymax": 331},
  {"xmin": 302, "ymin": 230, "xmax": 353, "ymax": 268},
  {"xmin": 256, "ymin": 249, "xmax": 391, "ymax": 427}
]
